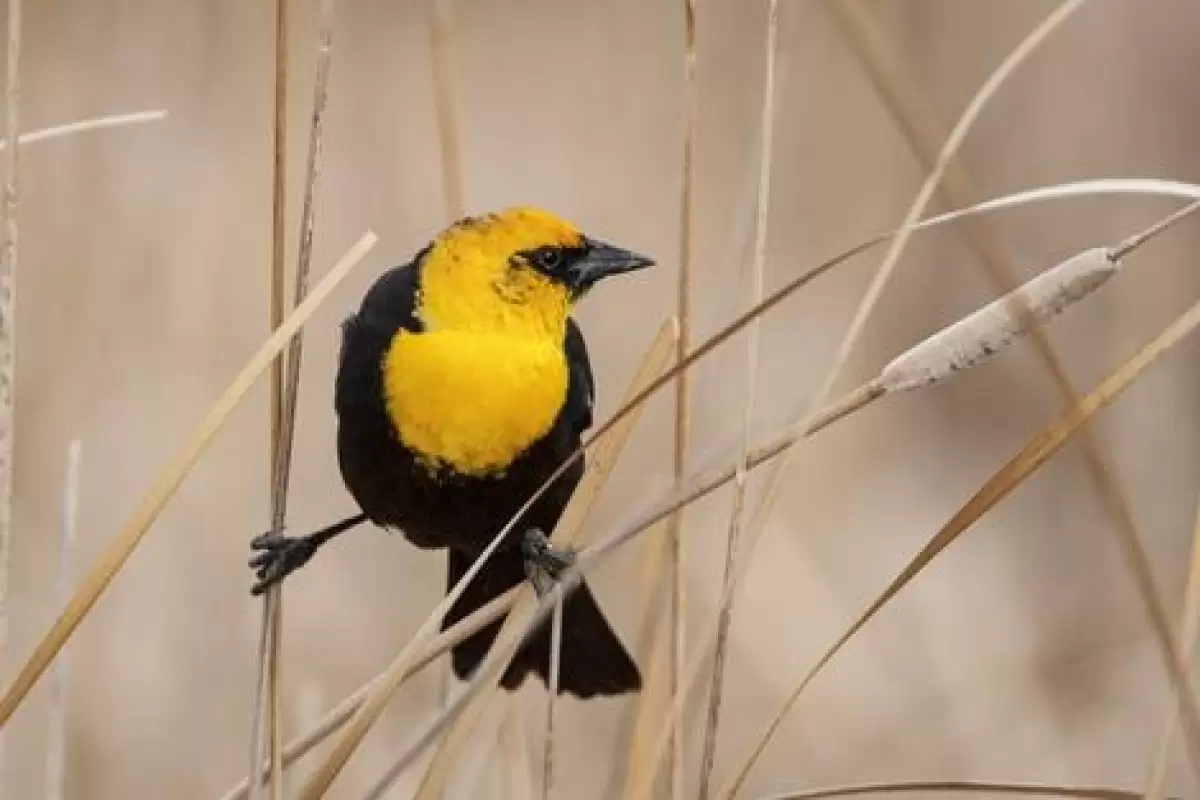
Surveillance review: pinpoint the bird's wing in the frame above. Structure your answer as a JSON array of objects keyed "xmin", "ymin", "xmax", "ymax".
[{"xmin": 564, "ymin": 317, "xmax": 595, "ymax": 436}]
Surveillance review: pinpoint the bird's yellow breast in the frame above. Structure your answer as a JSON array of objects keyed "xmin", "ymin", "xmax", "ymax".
[{"xmin": 382, "ymin": 329, "xmax": 569, "ymax": 476}]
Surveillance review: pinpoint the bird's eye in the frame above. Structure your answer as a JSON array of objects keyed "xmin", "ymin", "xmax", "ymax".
[{"xmin": 532, "ymin": 247, "xmax": 562, "ymax": 271}]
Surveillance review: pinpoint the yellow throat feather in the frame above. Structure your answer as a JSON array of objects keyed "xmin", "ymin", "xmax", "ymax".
[{"xmin": 382, "ymin": 208, "xmax": 581, "ymax": 476}]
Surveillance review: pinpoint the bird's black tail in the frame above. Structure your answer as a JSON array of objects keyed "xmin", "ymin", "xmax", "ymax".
[{"xmin": 442, "ymin": 548, "xmax": 641, "ymax": 698}]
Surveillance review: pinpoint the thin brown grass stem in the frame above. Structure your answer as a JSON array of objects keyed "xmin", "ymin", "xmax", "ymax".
[
  {"xmin": 0, "ymin": 231, "xmax": 377, "ymax": 731},
  {"xmin": 0, "ymin": 0, "xmax": 20, "ymax": 779},
  {"xmin": 755, "ymin": 779, "xmax": 1180, "ymax": 800},
  {"xmin": 541, "ymin": 592, "xmax": 563, "ymax": 800},
  {"xmin": 719, "ymin": 290, "xmax": 1200, "ymax": 799},
  {"xmin": 698, "ymin": 2, "xmax": 778, "ymax": 798},
  {"xmin": 253, "ymin": 3, "xmax": 337, "ymax": 797},
  {"xmin": 503, "ymin": 697, "xmax": 533, "ymax": 800},
  {"xmin": 252, "ymin": 0, "xmax": 290, "ymax": 795},
  {"xmin": 45, "ymin": 440, "xmax": 80, "ymax": 800},
  {"xmin": 667, "ymin": 0, "xmax": 699, "ymax": 796}
]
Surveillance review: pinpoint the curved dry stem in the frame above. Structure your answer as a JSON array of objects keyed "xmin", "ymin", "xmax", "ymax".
[
  {"xmin": 755, "ymin": 779, "xmax": 1177, "ymax": 800},
  {"xmin": 0, "ymin": 231, "xmax": 377, "ymax": 730}
]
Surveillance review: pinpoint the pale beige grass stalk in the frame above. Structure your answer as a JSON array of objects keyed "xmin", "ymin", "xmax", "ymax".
[
  {"xmin": 1144, "ymin": 484, "xmax": 1200, "ymax": 798},
  {"xmin": 698, "ymin": 2, "xmax": 777, "ymax": 797},
  {"xmin": 757, "ymin": 780, "xmax": 1181, "ymax": 800},
  {"xmin": 251, "ymin": 0, "xmax": 290, "ymax": 797},
  {"xmin": 502, "ymin": 696, "xmax": 533, "ymax": 799},
  {"xmin": 665, "ymin": 0, "xmax": 698, "ymax": 794},
  {"xmin": 0, "ymin": 230, "xmax": 378, "ymax": 729},
  {"xmin": 250, "ymin": 3, "xmax": 337, "ymax": 797},
  {"xmin": 540, "ymin": 591, "xmax": 563, "ymax": 800},
  {"xmin": 0, "ymin": 0, "xmax": 21, "ymax": 783}
]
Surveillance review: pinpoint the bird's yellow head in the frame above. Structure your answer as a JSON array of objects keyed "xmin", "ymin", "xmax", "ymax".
[
  {"xmin": 415, "ymin": 206, "xmax": 654, "ymax": 339},
  {"xmin": 383, "ymin": 207, "xmax": 653, "ymax": 476}
]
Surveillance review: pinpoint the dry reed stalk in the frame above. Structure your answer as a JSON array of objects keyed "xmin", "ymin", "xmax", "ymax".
[
  {"xmin": 0, "ymin": 230, "xmax": 377, "ymax": 730},
  {"xmin": 0, "ymin": 110, "xmax": 167, "ymax": 150},
  {"xmin": 719, "ymin": 283, "xmax": 1200, "ymax": 798},
  {"xmin": 380, "ymin": 321, "xmax": 679, "ymax": 800},
  {"xmin": 540, "ymin": 591, "xmax": 563, "ymax": 800},
  {"xmin": 427, "ymin": 0, "xmax": 467, "ymax": 756},
  {"xmin": 251, "ymin": 0, "xmax": 290, "ymax": 797},
  {"xmin": 251, "ymin": 4, "xmax": 337, "ymax": 798},
  {"xmin": 298, "ymin": 320, "xmax": 677, "ymax": 799},
  {"xmin": 502, "ymin": 696, "xmax": 533, "ymax": 800},
  {"xmin": 218, "ymin": 586, "xmax": 519, "ymax": 800},
  {"xmin": 429, "ymin": 0, "xmax": 464, "ymax": 221},
  {"xmin": 756, "ymin": 780, "xmax": 1180, "ymax": 800},
  {"xmin": 1144, "ymin": 486, "xmax": 1200, "ymax": 799},
  {"xmin": 698, "ymin": 2, "xmax": 778, "ymax": 797},
  {"xmin": 267, "ymin": 0, "xmax": 288, "ymax": 532},
  {"xmin": 45, "ymin": 440, "xmax": 80, "ymax": 800},
  {"xmin": 0, "ymin": 0, "xmax": 20, "ymax": 780},
  {"xmin": 665, "ymin": 0, "xmax": 698, "ymax": 796}
]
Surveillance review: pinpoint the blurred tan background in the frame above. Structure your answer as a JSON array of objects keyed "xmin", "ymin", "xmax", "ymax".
[{"xmin": 6, "ymin": 0, "xmax": 1200, "ymax": 797}]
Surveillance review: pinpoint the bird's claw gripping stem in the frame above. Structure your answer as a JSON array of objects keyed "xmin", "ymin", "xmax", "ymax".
[
  {"xmin": 249, "ymin": 530, "xmax": 318, "ymax": 596},
  {"xmin": 521, "ymin": 528, "xmax": 575, "ymax": 597}
]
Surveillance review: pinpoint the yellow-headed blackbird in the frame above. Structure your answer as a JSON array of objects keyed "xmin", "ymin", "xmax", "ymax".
[{"xmin": 249, "ymin": 207, "xmax": 652, "ymax": 698}]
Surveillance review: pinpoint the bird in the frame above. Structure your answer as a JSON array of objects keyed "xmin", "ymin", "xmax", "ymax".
[{"xmin": 248, "ymin": 206, "xmax": 653, "ymax": 698}]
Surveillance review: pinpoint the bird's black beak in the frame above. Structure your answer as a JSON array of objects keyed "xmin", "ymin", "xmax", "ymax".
[{"xmin": 569, "ymin": 239, "xmax": 655, "ymax": 295}]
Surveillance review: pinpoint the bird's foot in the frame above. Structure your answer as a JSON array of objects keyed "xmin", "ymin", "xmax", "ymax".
[
  {"xmin": 521, "ymin": 528, "xmax": 575, "ymax": 597},
  {"xmin": 249, "ymin": 531, "xmax": 318, "ymax": 596}
]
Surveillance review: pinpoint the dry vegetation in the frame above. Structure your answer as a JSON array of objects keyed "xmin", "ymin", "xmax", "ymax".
[{"xmin": 4, "ymin": 1, "xmax": 1200, "ymax": 798}]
